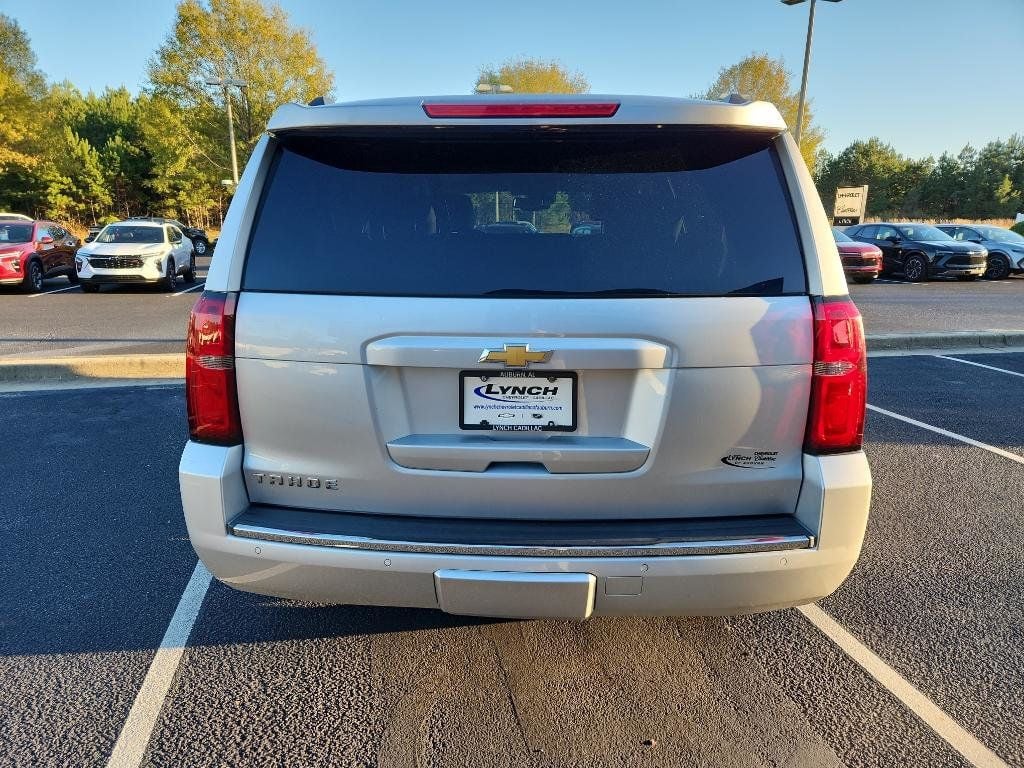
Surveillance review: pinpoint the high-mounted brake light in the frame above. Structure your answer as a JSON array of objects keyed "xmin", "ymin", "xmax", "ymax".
[
  {"xmin": 422, "ymin": 102, "xmax": 620, "ymax": 119},
  {"xmin": 804, "ymin": 296, "xmax": 867, "ymax": 455},
  {"xmin": 186, "ymin": 291, "xmax": 242, "ymax": 445}
]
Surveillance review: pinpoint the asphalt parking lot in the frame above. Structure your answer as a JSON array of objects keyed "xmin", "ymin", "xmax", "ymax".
[
  {"xmin": 0, "ymin": 268, "xmax": 1021, "ymax": 358},
  {"xmin": 2, "ymin": 351, "xmax": 1022, "ymax": 767},
  {"xmin": 851, "ymin": 276, "xmax": 1024, "ymax": 335},
  {"xmin": 0, "ymin": 256, "xmax": 210, "ymax": 358}
]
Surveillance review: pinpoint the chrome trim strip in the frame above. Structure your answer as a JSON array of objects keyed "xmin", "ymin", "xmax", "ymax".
[
  {"xmin": 228, "ymin": 522, "xmax": 813, "ymax": 558},
  {"xmin": 365, "ymin": 335, "xmax": 669, "ymax": 370},
  {"xmin": 386, "ymin": 434, "xmax": 650, "ymax": 474}
]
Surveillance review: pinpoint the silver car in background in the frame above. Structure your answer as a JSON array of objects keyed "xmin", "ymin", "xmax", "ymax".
[
  {"xmin": 935, "ymin": 223, "xmax": 1024, "ymax": 280},
  {"xmin": 179, "ymin": 95, "xmax": 871, "ymax": 619}
]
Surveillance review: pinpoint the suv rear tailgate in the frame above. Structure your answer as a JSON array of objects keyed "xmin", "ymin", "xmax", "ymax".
[
  {"xmin": 234, "ymin": 293, "xmax": 811, "ymax": 519},
  {"xmin": 233, "ymin": 123, "xmax": 813, "ymax": 521}
]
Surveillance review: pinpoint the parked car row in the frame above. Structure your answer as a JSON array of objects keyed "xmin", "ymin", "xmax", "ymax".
[
  {"xmin": 0, "ymin": 214, "xmax": 199, "ymax": 293},
  {"xmin": 833, "ymin": 220, "xmax": 1024, "ymax": 284},
  {"xmin": 5, "ymin": 210, "xmax": 1020, "ymax": 294}
]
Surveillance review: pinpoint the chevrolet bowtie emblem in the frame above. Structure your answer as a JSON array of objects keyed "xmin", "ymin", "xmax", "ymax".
[{"xmin": 478, "ymin": 344, "xmax": 553, "ymax": 368}]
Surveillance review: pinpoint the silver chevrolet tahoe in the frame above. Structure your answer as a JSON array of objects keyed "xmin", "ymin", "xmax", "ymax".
[{"xmin": 179, "ymin": 94, "xmax": 871, "ymax": 619}]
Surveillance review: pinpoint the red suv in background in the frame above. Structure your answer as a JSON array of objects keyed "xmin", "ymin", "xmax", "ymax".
[
  {"xmin": 0, "ymin": 218, "xmax": 80, "ymax": 293},
  {"xmin": 832, "ymin": 227, "xmax": 882, "ymax": 284}
]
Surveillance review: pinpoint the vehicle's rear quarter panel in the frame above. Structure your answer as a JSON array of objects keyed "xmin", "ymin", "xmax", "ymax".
[{"xmin": 774, "ymin": 132, "xmax": 849, "ymax": 298}]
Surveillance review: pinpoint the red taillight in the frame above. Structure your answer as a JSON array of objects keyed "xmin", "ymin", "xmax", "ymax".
[
  {"xmin": 422, "ymin": 102, "xmax": 620, "ymax": 118},
  {"xmin": 186, "ymin": 291, "xmax": 241, "ymax": 445},
  {"xmin": 804, "ymin": 296, "xmax": 867, "ymax": 455}
]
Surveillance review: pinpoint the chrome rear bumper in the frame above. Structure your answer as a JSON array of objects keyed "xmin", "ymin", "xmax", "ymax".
[
  {"xmin": 180, "ymin": 443, "xmax": 871, "ymax": 617},
  {"xmin": 228, "ymin": 505, "xmax": 814, "ymax": 558}
]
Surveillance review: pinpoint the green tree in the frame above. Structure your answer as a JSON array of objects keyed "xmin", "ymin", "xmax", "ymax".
[
  {"xmin": 994, "ymin": 175, "xmax": 1018, "ymax": 217},
  {"xmin": 40, "ymin": 127, "xmax": 111, "ymax": 221},
  {"xmin": 74, "ymin": 88, "xmax": 154, "ymax": 218},
  {"xmin": 814, "ymin": 138, "xmax": 928, "ymax": 217},
  {"xmin": 140, "ymin": 95, "xmax": 220, "ymax": 224},
  {"xmin": 21, "ymin": 84, "xmax": 158, "ymax": 223},
  {"xmin": 897, "ymin": 156, "xmax": 935, "ymax": 216},
  {"xmin": 820, "ymin": 136, "xmax": 1024, "ymax": 220},
  {"xmin": 147, "ymin": 0, "xmax": 335, "ymax": 197},
  {"xmin": 700, "ymin": 53, "xmax": 825, "ymax": 174},
  {"xmin": 0, "ymin": 14, "xmax": 47, "ymax": 210},
  {"xmin": 475, "ymin": 57, "xmax": 589, "ymax": 94},
  {"xmin": 918, "ymin": 151, "xmax": 964, "ymax": 218},
  {"xmin": 962, "ymin": 139, "xmax": 1023, "ymax": 218},
  {"xmin": 1, "ymin": 81, "xmax": 93, "ymax": 217},
  {"xmin": 1006, "ymin": 135, "xmax": 1024, "ymax": 213}
]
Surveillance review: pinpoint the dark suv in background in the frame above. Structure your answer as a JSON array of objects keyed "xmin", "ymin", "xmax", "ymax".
[
  {"xmin": 133, "ymin": 217, "xmax": 212, "ymax": 255},
  {"xmin": 844, "ymin": 222, "xmax": 987, "ymax": 282}
]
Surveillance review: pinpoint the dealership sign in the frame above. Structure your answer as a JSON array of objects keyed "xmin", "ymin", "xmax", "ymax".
[{"xmin": 833, "ymin": 186, "xmax": 869, "ymax": 226}]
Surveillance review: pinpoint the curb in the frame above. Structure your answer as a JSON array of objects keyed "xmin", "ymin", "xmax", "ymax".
[
  {"xmin": 0, "ymin": 353, "xmax": 184, "ymax": 383},
  {"xmin": 866, "ymin": 331, "xmax": 1024, "ymax": 351},
  {"xmin": 1, "ymin": 332, "xmax": 1023, "ymax": 385}
]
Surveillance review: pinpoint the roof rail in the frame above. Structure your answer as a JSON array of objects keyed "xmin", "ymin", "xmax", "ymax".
[
  {"xmin": 722, "ymin": 93, "xmax": 750, "ymax": 105},
  {"xmin": 307, "ymin": 95, "xmax": 330, "ymax": 106}
]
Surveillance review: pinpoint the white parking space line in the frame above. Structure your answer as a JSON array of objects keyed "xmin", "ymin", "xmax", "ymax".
[
  {"xmin": 799, "ymin": 604, "xmax": 1009, "ymax": 768},
  {"xmin": 29, "ymin": 284, "xmax": 80, "ymax": 298},
  {"xmin": 935, "ymin": 355, "xmax": 1024, "ymax": 379},
  {"xmin": 867, "ymin": 404, "xmax": 1024, "ymax": 466},
  {"xmin": 106, "ymin": 561, "xmax": 212, "ymax": 768},
  {"xmin": 170, "ymin": 282, "xmax": 205, "ymax": 297}
]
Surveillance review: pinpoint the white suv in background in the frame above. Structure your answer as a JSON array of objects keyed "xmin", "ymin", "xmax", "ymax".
[
  {"xmin": 179, "ymin": 94, "xmax": 872, "ymax": 619},
  {"xmin": 76, "ymin": 220, "xmax": 195, "ymax": 292}
]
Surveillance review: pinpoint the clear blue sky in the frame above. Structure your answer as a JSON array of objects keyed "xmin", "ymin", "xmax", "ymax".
[{"xmin": 6, "ymin": 0, "xmax": 1023, "ymax": 158}]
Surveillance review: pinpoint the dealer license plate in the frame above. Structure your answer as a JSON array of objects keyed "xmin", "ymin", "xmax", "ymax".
[{"xmin": 460, "ymin": 371, "xmax": 577, "ymax": 432}]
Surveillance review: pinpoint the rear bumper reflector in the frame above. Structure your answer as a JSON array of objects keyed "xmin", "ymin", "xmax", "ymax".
[{"xmin": 195, "ymin": 354, "xmax": 234, "ymax": 370}]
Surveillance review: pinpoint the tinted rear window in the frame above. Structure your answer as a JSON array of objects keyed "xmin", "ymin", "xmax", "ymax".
[{"xmin": 243, "ymin": 127, "xmax": 806, "ymax": 297}]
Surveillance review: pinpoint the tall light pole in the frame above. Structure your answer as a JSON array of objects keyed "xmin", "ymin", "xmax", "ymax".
[
  {"xmin": 781, "ymin": 0, "xmax": 841, "ymax": 146},
  {"xmin": 205, "ymin": 76, "xmax": 247, "ymax": 184}
]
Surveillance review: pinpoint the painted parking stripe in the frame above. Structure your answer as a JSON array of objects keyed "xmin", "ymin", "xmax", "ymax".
[
  {"xmin": 867, "ymin": 404, "xmax": 1024, "ymax": 466},
  {"xmin": 799, "ymin": 604, "xmax": 1009, "ymax": 768},
  {"xmin": 170, "ymin": 282, "xmax": 205, "ymax": 297},
  {"xmin": 29, "ymin": 284, "xmax": 81, "ymax": 298},
  {"xmin": 106, "ymin": 561, "xmax": 212, "ymax": 768},
  {"xmin": 935, "ymin": 355, "xmax": 1024, "ymax": 379}
]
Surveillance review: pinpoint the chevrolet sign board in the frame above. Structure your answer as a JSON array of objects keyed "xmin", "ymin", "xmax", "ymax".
[{"xmin": 833, "ymin": 186, "xmax": 869, "ymax": 226}]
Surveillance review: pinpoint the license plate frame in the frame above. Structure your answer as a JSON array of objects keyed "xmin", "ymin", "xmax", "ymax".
[{"xmin": 459, "ymin": 370, "xmax": 577, "ymax": 432}]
